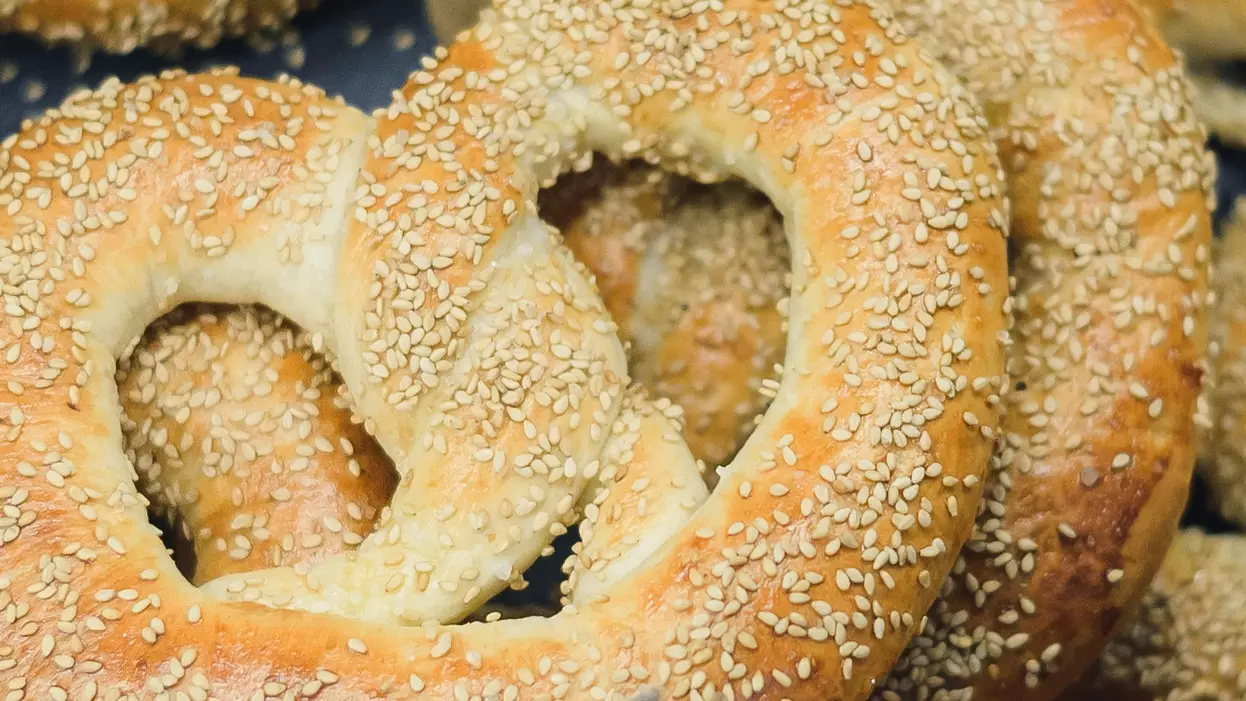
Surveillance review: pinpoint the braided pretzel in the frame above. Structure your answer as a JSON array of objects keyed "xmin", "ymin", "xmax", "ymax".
[
  {"xmin": 0, "ymin": 0, "xmax": 314, "ymax": 53},
  {"xmin": 1, "ymin": 0, "xmax": 1014, "ymax": 696},
  {"xmin": 1063, "ymin": 530, "xmax": 1246, "ymax": 701}
]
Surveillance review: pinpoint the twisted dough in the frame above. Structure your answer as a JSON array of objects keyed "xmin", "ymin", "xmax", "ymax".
[
  {"xmin": 1, "ymin": 0, "xmax": 1013, "ymax": 696},
  {"xmin": 0, "ymin": 0, "xmax": 315, "ymax": 53}
]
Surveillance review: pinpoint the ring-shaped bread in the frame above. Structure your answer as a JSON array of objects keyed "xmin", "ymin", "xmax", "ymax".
[
  {"xmin": 458, "ymin": 1, "xmax": 1217, "ymax": 698},
  {"xmin": 0, "ymin": 0, "xmax": 1012, "ymax": 697}
]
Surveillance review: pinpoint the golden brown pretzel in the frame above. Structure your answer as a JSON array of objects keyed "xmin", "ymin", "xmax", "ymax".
[
  {"xmin": 116, "ymin": 305, "xmax": 396, "ymax": 584},
  {"xmin": 531, "ymin": 1, "xmax": 1217, "ymax": 697},
  {"xmin": 0, "ymin": 0, "xmax": 1013, "ymax": 696},
  {"xmin": 871, "ymin": 1, "xmax": 1213, "ymax": 697},
  {"xmin": 0, "ymin": 0, "xmax": 315, "ymax": 53},
  {"xmin": 1062, "ymin": 530, "xmax": 1246, "ymax": 701},
  {"xmin": 416, "ymin": 3, "xmax": 1210, "ymax": 698}
]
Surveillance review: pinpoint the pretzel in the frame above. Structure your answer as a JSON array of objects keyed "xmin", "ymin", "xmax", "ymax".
[
  {"xmin": 528, "ymin": 1, "xmax": 1217, "ymax": 698},
  {"xmin": 115, "ymin": 305, "xmax": 396, "ymax": 584},
  {"xmin": 1062, "ymin": 530, "xmax": 1246, "ymax": 701},
  {"xmin": 0, "ymin": 0, "xmax": 1014, "ymax": 696},
  {"xmin": 0, "ymin": 0, "xmax": 314, "ymax": 53}
]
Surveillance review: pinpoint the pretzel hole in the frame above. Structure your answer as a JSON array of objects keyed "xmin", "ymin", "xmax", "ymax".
[{"xmin": 114, "ymin": 153, "xmax": 794, "ymax": 623}]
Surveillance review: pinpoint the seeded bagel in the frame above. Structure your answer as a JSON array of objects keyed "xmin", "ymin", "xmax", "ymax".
[{"xmin": 0, "ymin": 0, "xmax": 1012, "ymax": 696}]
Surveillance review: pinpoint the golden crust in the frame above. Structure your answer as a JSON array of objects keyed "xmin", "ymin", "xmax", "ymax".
[
  {"xmin": 1063, "ymin": 530, "xmax": 1246, "ymax": 701},
  {"xmin": 0, "ymin": 0, "xmax": 315, "ymax": 53},
  {"xmin": 871, "ymin": 1, "xmax": 1213, "ymax": 699},
  {"xmin": 116, "ymin": 305, "xmax": 396, "ymax": 584},
  {"xmin": 0, "ymin": 1, "xmax": 1012, "ymax": 698},
  {"xmin": 548, "ymin": 161, "xmax": 788, "ymax": 470}
]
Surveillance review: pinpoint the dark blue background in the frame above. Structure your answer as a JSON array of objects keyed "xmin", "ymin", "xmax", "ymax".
[{"xmin": 0, "ymin": 3, "xmax": 1242, "ymax": 533}]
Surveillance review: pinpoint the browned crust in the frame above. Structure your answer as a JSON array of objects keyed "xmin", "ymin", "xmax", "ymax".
[
  {"xmin": 1062, "ymin": 530, "xmax": 1246, "ymax": 701},
  {"xmin": 0, "ymin": 1, "xmax": 1011, "ymax": 698},
  {"xmin": 875, "ymin": 1, "xmax": 1214, "ymax": 699}
]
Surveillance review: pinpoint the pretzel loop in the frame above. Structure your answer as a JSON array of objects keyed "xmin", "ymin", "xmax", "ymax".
[{"xmin": 3, "ymin": 2, "xmax": 1011, "ymax": 698}]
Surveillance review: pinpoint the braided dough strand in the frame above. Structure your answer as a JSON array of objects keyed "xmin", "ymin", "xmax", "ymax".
[{"xmin": 2, "ymin": 0, "xmax": 1013, "ymax": 697}]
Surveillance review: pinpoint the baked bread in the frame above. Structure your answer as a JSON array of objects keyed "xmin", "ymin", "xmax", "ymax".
[
  {"xmin": 0, "ymin": 0, "xmax": 315, "ymax": 53},
  {"xmin": 1063, "ymin": 530, "xmax": 1246, "ymax": 701},
  {"xmin": 0, "ymin": 0, "xmax": 1013, "ymax": 695},
  {"xmin": 394, "ymin": 3, "xmax": 1211, "ymax": 698},
  {"xmin": 544, "ymin": 161, "xmax": 787, "ymax": 470},
  {"xmin": 116, "ymin": 305, "xmax": 396, "ymax": 584}
]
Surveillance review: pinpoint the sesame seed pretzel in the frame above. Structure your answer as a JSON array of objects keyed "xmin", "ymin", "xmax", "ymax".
[
  {"xmin": 432, "ymin": 0, "xmax": 1216, "ymax": 699},
  {"xmin": 0, "ymin": 0, "xmax": 1013, "ymax": 698},
  {"xmin": 0, "ymin": 0, "xmax": 316, "ymax": 54}
]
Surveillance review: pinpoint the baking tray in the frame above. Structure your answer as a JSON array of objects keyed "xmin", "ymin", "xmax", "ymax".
[{"xmin": 0, "ymin": 2, "xmax": 1243, "ymax": 541}]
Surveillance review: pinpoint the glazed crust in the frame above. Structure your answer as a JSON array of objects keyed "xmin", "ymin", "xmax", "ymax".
[
  {"xmin": 0, "ymin": 0, "xmax": 315, "ymax": 53},
  {"xmin": 427, "ymin": 3, "xmax": 1212, "ymax": 700},
  {"xmin": 116, "ymin": 305, "xmax": 396, "ymax": 583},
  {"xmin": 0, "ymin": 1, "xmax": 1011, "ymax": 698}
]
